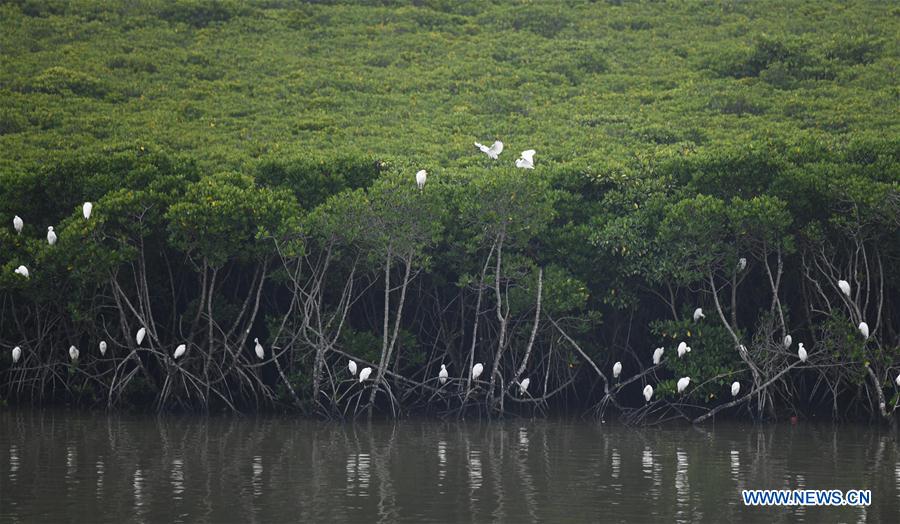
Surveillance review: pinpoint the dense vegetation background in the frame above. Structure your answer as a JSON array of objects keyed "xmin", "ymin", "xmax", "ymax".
[{"xmin": 1, "ymin": 0, "xmax": 898, "ymax": 422}]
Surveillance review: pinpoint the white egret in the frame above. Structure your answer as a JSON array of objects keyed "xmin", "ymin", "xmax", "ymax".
[
  {"xmin": 731, "ymin": 381, "xmax": 740, "ymax": 397},
  {"xmin": 783, "ymin": 335, "xmax": 792, "ymax": 348},
  {"xmin": 798, "ymin": 342, "xmax": 807, "ymax": 362},
  {"xmin": 519, "ymin": 377, "xmax": 530, "ymax": 396},
  {"xmin": 838, "ymin": 279, "xmax": 851, "ymax": 297},
  {"xmin": 515, "ymin": 149, "xmax": 536, "ymax": 169},
  {"xmin": 693, "ymin": 308, "xmax": 705, "ymax": 321},
  {"xmin": 415, "ymin": 169, "xmax": 427, "ymax": 190},
  {"xmin": 99, "ymin": 340, "xmax": 107, "ymax": 356},
  {"xmin": 173, "ymin": 344, "xmax": 186, "ymax": 360},
  {"xmin": 348, "ymin": 360, "xmax": 358, "ymax": 376},
  {"xmin": 652, "ymin": 347, "xmax": 664, "ymax": 365},
  {"xmin": 14, "ymin": 265, "xmax": 29, "ymax": 279},
  {"xmin": 612, "ymin": 361, "xmax": 622, "ymax": 379},
  {"xmin": 47, "ymin": 226, "xmax": 57, "ymax": 245},
  {"xmin": 738, "ymin": 257, "xmax": 747, "ymax": 271},
  {"xmin": 83, "ymin": 202, "xmax": 93, "ymax": 220},
  {"xmin": 895, "ymin": 374, "xmax": 900, "ymax": 387},
  {"xmin": 676, "ymin": 376, "xmax": 691, "ymax": 393},
  {"xmin": 13, "ymin": 215, "xmax": 23, "ymax": 234},
  {"xmin": 858, "ymin": 322, "xmax": 869, "ymax": 340},
  {"xmin": 12, "ymin": 346, "xmax": 22, "ymax": 363},
  {"xmin": 643, "ymin": 384, "xmax": 653, "ymax": 402},
  {"xmin": 438, "ymin": 364, "xmax": 448, "ymax": 384},
  {"xmin": 68, "ymin": 345, "xmax": 79, "ymax": 362},
  {"xmin": 135, "ymin": 327, "xmax": 146, "ymax": 346},
  {"xmin": 254, "ymin": 337, "xmax": 264, "ymax": 359},
  {"xmin": 677, "ymin": 341, "xmax": 690, "ymax": 358},
  {"xmin": 474, "ymin": 140, "xmax": 503, "ymax": 159},
  {"xmin": 359, "ymin": 367, "xmax": 372, "ymax": 383},
  {"xmin": 472, "ymin": 362, "xmax": 484, "ymax": 380}
]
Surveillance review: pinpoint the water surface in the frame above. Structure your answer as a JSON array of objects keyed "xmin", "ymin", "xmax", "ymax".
[{"xmin": 1, "ymin": 410, "xmax": 897, "ymax": 522}]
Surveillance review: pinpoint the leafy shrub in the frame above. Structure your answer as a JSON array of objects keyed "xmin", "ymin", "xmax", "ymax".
[
  {"xmin": 26, "ymin": 67, "xmax": 107, "ymax": 98},
  {"xmin": 13, "ymin": 0, "xmax": 68, "ymax": 17},
  {"xmin": 107, "ymin": 55, "xmax": 158, "ymax": 74},
  {"xmin": 825, "ymin": 35, "xmax": 883, "ymax": 65},
  {"xmin": 629, "ymin": 19, "xmax": 652, "ymax": 31},
  {"xmin": 255, "ymin": 155, "xmax": 383, "ymax": 210},
  {"xmin": 708, "ymin": 94, "xmax": 767, "ymax": 116},
  {"xmin": 576, "ymin": 47, "xmax": 610, "ymax": 74},
  {"xmin": 284, "ymin": 4, "xmax": 330, "ymax": 30},
  {"xmin": 0, "ymin": 109, "xmax": 27, "ymax": 135},
  {"xmin": 508, "ymin": 5, "xmax": 572, "ymax": 38},
  {"xmin": 706, "ymin": 35, "xmax": 834, "ymax": 86},
  {"xmin": 157, "ymin": 0, "xmax": 247, "ymax": 28}
]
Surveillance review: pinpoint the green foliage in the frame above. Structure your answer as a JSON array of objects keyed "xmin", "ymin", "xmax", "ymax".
[
  {"xmin": 167, "ymin": 172, "xmax": 300, "ymax": 267},
  {"xmin": 25, "ymin": 67, "xmax": 107, "ymax": 98},
  {"xmin": 255, "ymin": 155, "xmax": 383, "ymax": 210},
  {"xmin": 0, "ymin": 1, "xmax": 897, "ymax": 417},
  {"xmin": 157, "ymin": 0, "xmax": 248, "ymax": 28},
  {"xmin": 0, "ymin": 0, "xmax": 894, "ymax": 172},
  {"xmin": 652, "ymin": 318, "xmax": 745, "ymax": 401}
]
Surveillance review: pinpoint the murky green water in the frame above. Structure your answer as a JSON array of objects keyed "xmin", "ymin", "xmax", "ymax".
[{"xmin": 0, "ymin": 410, "xmax": 897, "ymax": 522}]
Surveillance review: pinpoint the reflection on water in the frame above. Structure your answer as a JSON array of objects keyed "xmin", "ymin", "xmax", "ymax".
[
  {"xmin": 437, "ymin": 440, "xmax": 446, "ymax": 493},
  {"xmin": 675, "ymin": 449, "xmax": 690, "ymax": 521},
  {"xmin": 252, "ymin": 456, "xmax": 263, "ymax": 497},
  {"xmin": 346, "ymin": 453, "xmax": 371, "ymax": 498},
  {"xmin": 8, "ymin": 444, "xmax": 18, "ymax": 481},
  {"xmin": 0, "ymin": 411, "xmax": 898, "ymax": 523},
  {"xmin": 96, "ymin": 459, "xmax": 104, "ymax": 498},
  {"xmin": 171, "ymin": 458, "xmax": 184, "ymax": 500},
  {"xmin": 468, "ymin": 450, "xmax": 482, "ymax": 493},
  {"xmin": 730, "ymin": 449, "xmax": 740, "ymax": 484},
  {"xmin": 611, "ymin": 448, "xmax": 621, "ymax": 479}
]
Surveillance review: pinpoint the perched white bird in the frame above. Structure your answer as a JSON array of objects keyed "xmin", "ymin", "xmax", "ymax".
[
  {"xmin": 693, "ymin": 308, "xmax": 705, "ymax": 321},
  {"xmin": 652, "ymin": 347, "xmax": 664, "ymax": 365},
  {"xmin": 135, "ymin": 327, "xmax": 146, "ymax": 346},
  {"xmin": 359, "ymin": 367, "xmax": 372, "ymax": 383},
  {"xmin": 612, "ymin": 361, "xmax": 622, "ymax": 379},
  {"xmin": 731, "ymin": 381, "xmax": 740, "ymax": 397},
  {"xmin": 14, "ymin": 265, "xmax": 29, "ymax": 279},
  {"xmin": 254, "ymin": 337, "xmax": 264, "ymax": 359},
  {"xmin": 99, "ymin": 340, "xmax": 107, "ymax": 356},
  {"xmin": 677, "ymin": 341, "xmax": 690, "ymax": 358},
  {"xmin": 798, "ymin": 342, "xmax": 807, "ymax": 362},
  {"xmin": 858, "ymin": 322, "xmax": 869, "ymax": 340},
  {"xmin": 348, "ymin": 360, "xmax": 358, "ymax": 376},
  {"xmin": 83, "ymin": 202, "xmax": 93, "ymax": 220},
  {"xmin": 173, "ymin": 344, "xmax": 186, "ymax": 360},
  {"xmin": 519, "ymin": 377, "xmax": 530, "ymax": 396},
  {"xmin": 783, "ymin": 335, "xmax": 792, "ymax": 348},
  {"xmin": 47, "ymin": 226, "xmax": 57, "ymax": 245},
  {"xmin": 643, "ymin": 384, "xmax": 653, "ymax": 402},
  {"xmin": 515, "ymin": 149, "xmax": 536, "ymax": 169},
  {"xmin": 738, "ymin": 257, "xmax": 747, "ymax": 271},
  {"xmin": 13, "ymin": 215, "xmax": 23, "ymax": 234},
  {"xmin": 68, "ymin": 345, "xmax": 79, "ymax": 362},
  {"xmin": 415, "ymin": 169, "xmax": 427, "ymax": 190},
  {"xmin": 838, "ymin": 279, "xmax": 851, "ymax": 297},
  {"xmin": 12, "ymin": 346, "xmax": 22, "ymax": 364},
  {"xmin": 895, "ymin": 374, "xmax": 900, "ymax": 387},
  {"xmin": 474, "ymin": 140, "xmax": 503, "ymax": 159},
  {"xmin": 676, "ymin": 377, "xmax": 691, "ymax": 393},
  {"xmin": 472, "ymin": 362, "xmax": 484, "ymax": 380},
  {"xmin": 438, "ymin": 364, "xmax": 448, "ymax": 384}
]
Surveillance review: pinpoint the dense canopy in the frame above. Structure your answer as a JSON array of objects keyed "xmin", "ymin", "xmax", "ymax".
[{"xmin": 1, "ymin": 0, "xmax": 898, "ymax": 422}]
